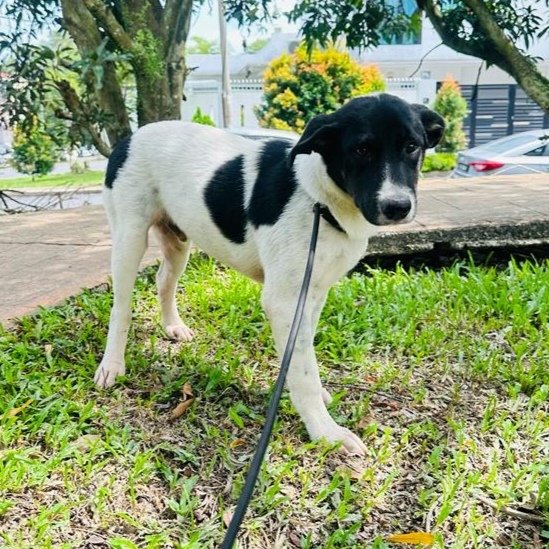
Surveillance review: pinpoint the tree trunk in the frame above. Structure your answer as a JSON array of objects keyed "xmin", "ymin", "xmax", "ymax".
[
  {"xmin": 130, "ymin": 0, "xmax": 193, "ymax": 126},
  {"xmin": 60, "ymin": 0, "xmax": 132, "ymax": 148}
]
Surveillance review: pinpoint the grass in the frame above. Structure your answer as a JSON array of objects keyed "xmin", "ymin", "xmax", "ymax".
[
  {"xmin": 1, "ymin": 253, "xmax": 548, "ymax": 548},
  {"xmin": 0, "ymin": 170, "xmax": 104, "ymax": 190}
]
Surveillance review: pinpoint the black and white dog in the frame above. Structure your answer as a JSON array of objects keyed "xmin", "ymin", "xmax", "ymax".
[{"xmin": 96, "ymin": 93, "xmax": 444, "ymax": 455}]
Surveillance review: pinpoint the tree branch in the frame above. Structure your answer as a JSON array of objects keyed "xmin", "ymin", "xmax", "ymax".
[
  {"xmin": 148, "ymin": 0, "xmax": 164, "ymax": 24},
  {"xmin": 55, "ymin": 80, "xmax": 112, "ymax": 157},
  {"xmin": 81, "ymin": 0, "xmax": 134, "ymax": 51},
  {"xmin": 461, "ymin": 0, "xmax": 549, "ymax": 77},
  {"xmin": 420, "ymin": 0, "xmax": 508, "ymax": 69},
  {"xmin": 165, "ymin": 0, "xmax": 193, "ymax": 54},
  {"xmin": 164, "ymin": 0, "xmax": 193, "ymax": 112},
  {"xmin": 61, "ymin": 0, "xmax": 132, "ymax": 146},
  {"xmin": 421, "ymin": 0, "xmax": 549, "ymax": 113}
]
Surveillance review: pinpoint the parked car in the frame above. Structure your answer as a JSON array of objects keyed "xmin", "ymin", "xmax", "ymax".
[
  {"xmin": 452, "ymin": 129, "xmax": 549, "ymax": 178},
  {"xmin": 228, "ymin": 127, "xmax": 298, "ymax": 142},
  {"xmin": 77, "ymin": 145, "xmax": 99, "ymax": 157}
]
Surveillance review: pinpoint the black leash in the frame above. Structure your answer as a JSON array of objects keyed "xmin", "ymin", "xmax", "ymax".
[{"xmin": 220, "ymin": 202, "xmax": 322, "ymax": 549}]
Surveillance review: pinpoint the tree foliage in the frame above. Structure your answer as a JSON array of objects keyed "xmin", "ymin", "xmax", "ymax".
[
  {"xmin": 432, "ymin": 77, "xmax": 468, "ymax": 153},
  {"xmin": 245, "ymin": 37, "xmax": 268, "ymax": 53},
  {"xmin": 1, "ymin": 0, "xmax": 548, "ymax": 162},
  {"xmin": 256, "ymin": 44, "xmax": 385, "ymax": 133},
  {"xmin": 0, "ymin": 0, "xmax": 199, "ymax": 156},
  {"xmin": 187, "ymin": 36, "xmax": 220, "ymax": 54}
]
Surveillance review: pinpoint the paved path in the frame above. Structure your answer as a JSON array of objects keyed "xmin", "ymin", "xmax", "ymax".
[{"xmin": 1, "ymin": 174, "xmax": 548, "ymax": 327}]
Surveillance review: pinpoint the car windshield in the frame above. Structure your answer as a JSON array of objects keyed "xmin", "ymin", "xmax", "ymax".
[{"xmin": 481, "ymin": 134, "xmax": 540, "ymax": 154}]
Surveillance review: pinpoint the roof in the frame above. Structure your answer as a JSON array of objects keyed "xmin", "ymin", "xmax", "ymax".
[{"xmin": 186, "ymin": 32, "xmax": 298, "ymax": 78}]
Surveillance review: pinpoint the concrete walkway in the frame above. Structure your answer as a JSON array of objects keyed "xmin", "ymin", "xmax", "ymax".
[{"xmin": 1, "ymin": 173, "xmax": 548, "ymax": 327}]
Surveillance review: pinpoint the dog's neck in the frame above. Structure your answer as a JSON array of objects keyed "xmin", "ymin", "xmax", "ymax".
[{"xmin": 293, "ymin": 153, "xmax": 378, "ymax": 240}]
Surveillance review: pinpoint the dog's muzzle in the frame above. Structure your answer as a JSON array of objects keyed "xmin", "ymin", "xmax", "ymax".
[
  {"xmin": 356, "ymin": 191, "xmax": 416, "ymax": 227},
  {"xmin": 373, "ymin": 194, "xmax": 416, "ymax": 226},
  {"xmin": 380, "ymin": 196, "xmax": 412, "ymax": 221}
]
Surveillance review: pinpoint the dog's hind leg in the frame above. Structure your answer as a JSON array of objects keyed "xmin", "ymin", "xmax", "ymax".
[
  {"xmin": 153, "ymin": 219, "xmax": 194, "ymax": 342},
  {"xmin": 95, "ymin": 220, "xmax": 148, "ymax": 389}
]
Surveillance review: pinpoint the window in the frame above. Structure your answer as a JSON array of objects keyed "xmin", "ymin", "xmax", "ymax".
[
  {"xmin": 483, "ymin": 134, "xmax": 540, "ymax": 154},
  {"xmin": 524, "ymin": 144, "xmax": 546, "ymax": 156}
]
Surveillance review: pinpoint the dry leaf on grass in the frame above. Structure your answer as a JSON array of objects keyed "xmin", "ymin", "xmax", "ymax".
[
  {"xmin": 69, "ymin": 434, "xmax": 101, "ymax": 452},
  {"xmin": 337, "ymin": 464, "xmax": 366, "ymax": 480},
  {"xmin": 387, "ymin": 532, "xmax": 435, "ymax": 546},
  {"xmin": 6, "ymin": 398, "xmax": 33, "ymax": 418},
  {"xmin": 223, "ymin": 509, "xmax": 234, "ymax": 527},
  {"xmin": 170, "ymin": 398, "xmax": 194, "ymax": 420},
  {"xmin": 169, "ymin": 381, "xmax": 195, "ymax": 420},
  {"xmin": 230, "ymin": 438, "xmax": 246, "ymax": 449},
  {"xmin": 44, "ymin": 344, "xmax": 53, "ymax": 365}
]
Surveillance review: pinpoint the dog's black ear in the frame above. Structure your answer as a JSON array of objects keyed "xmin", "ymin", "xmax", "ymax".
[
  {"xmin": 288, "ymin": 114, "xmax": 339, "ymax": 166},
  {"xmin": 411, "ymin": 104, "xmax": 446, "ymax": 149}
]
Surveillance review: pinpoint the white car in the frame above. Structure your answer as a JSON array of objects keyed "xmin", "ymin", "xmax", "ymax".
[{"xmin": 452, "ymin": 129, "xmax": 549, "ymax": 177}]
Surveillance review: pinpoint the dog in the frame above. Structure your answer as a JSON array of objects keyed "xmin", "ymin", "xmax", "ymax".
[{"xmin": 96, "ymin": 93, "xmax": 444, "ymax": 455}]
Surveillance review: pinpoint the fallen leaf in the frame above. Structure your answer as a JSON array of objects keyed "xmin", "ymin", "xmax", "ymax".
[
  {"xmin": 223, "ymin": 509, "xmax": 233, "ymax": 527},
  {"xmin": 182, "ymin": 382, "xmax": 193, "ymax": 397},
  {"xmin": 387, "ymin": 532, "xmax": 435, "ymax": 546},
  {"xmin": 357, "ymin": 415, "xmax": 374, "ymax": 429},
  {"xmin": 170, "ymin": 398, "xmax": 194, "ymax": 420},
  {"xmin": 7, "ymin": 398, "xmax": 33, "ymax": 418},
  {"xmin": 230, "ymin": 438, "xmax": 245, "ymax": 449},
  {"xmin": 44, "ymin": 344, "xmax": 53, "ymax": 366},
  {"xmin": 69, "ymin": 434, "xmax": 101, "ymax": 452},
  {"xmin": 338, "ymin": 465, "xmax": 365, "ymax": 480}
]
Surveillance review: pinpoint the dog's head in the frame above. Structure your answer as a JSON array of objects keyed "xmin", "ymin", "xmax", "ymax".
[{"xmin": 289, "ymin": 94, "xmax": 445, "ymax": 226}]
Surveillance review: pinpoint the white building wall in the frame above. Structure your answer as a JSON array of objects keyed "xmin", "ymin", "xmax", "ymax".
[{"xmin": 183, "ymin": 77, "xmax": 437, "ymax": 128}]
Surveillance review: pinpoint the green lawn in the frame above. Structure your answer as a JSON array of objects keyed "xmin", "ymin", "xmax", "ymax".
[
  {"xmin": 0, "ymin": 170, "xmax": 104, "ymax": 190},
  {"xmin": 1, "ymin": 254, "xmax": 547, "ymax": 548}
]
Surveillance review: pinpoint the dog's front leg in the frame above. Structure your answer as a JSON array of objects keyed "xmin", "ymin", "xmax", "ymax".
[{"xmin": 262, "ymin": 284, "xmax": 366, "ymax": 456}]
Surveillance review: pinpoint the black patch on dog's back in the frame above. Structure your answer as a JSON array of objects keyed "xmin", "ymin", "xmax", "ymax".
[
  {"xmin": 248, "ymin": 140, "xmax": 297, "ymax": 228},
  {"xmin": 204, "ymin": 155, "xmax": 247, "ymax": 244},
  {"xmin": 105, "ymin": 136, "xmax": 131, "ymax": 188}
]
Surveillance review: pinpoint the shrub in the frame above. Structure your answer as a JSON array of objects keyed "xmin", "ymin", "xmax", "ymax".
[
  {"xmin": 433, "ymin": 77, "xmax": 468, "ymax": 153},
  {"xmin": 192, "ymin": 107, "xmax": 216, "ymax": 126},
  {"xmin": 422, "ymin": 152, "xmax": 457, "ymax": 173},
  {"xmin": 12, "ymin": 119, "xmax": 57, "ymax": 176},
  {"xmin": 70, "ymin": 160, "xmax": 90, "ymax": 174},
  {"xmin": 256, "ymin": 43, "xmax": 386, "ymax": 133}
]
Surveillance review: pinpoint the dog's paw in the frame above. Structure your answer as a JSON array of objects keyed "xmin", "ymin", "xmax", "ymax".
[
  {"xmin": 164, "ymin": 323, "xmax": 194, "ymax": 342},
  {"xmin": 313, "ymin": 424, "xmax": 367, "ymax": 456},
  {"xmin": 94, "ymin": 360, "xmax": 125, "ymax": 388},
  {"xmin": 321, "ymin": 387, "xmax": 333, "ymax": 406}
]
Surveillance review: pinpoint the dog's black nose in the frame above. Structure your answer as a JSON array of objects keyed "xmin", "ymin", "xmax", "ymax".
[{"xmin": 380, "ymin": 197, "xmax": 412, "ymax": 221}]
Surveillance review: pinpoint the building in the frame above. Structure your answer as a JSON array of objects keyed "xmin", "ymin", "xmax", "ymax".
[
  {"xmin": 183, "ymin": 13, "xmax": 549, "ymax": 145},
  {"xmin": 183, "ymin": 31, "xmax": 436, "ymax": 129}
]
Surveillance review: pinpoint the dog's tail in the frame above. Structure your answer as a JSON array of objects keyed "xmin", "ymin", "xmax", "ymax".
[{"xmin": 104, "ymin": 136, "xmax": 132, "ymax": 189}]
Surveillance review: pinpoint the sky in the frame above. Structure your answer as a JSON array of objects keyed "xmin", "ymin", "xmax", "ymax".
[{"xmin": 190, "ymin": 0, "xmax": 299, "ymax": 52}]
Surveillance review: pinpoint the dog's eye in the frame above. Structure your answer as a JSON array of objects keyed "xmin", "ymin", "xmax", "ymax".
[
  {"xmin": 355, "ymin": 146, "xmax": 370, "ymax": 157},
  {"xmin": 405, "ymin": 142, "xmax": 419, "ymax": 154}
]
